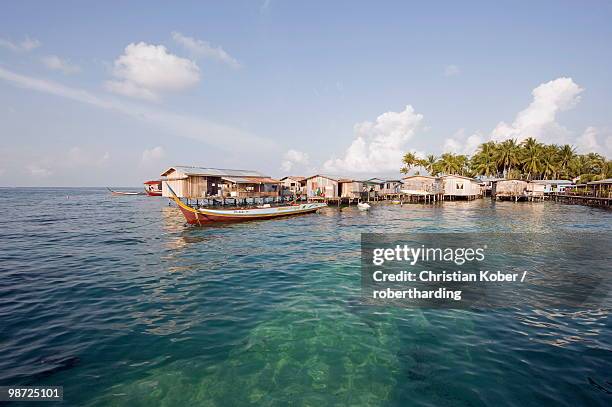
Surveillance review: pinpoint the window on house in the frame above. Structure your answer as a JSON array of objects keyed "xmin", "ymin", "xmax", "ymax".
[{"xmin": 457, "ymin": 183, "xmax": 464, "ymax": 189}]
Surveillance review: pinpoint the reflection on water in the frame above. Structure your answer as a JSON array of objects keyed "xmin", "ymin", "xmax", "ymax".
[{"xmin": 0, "ymin": 188, "xmax": 610, "ymax": 406}]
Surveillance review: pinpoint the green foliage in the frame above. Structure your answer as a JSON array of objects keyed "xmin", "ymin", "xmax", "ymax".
[
  {"xmin": 401, "ymin": 139, "xmax": 611, "ymax": 181},
  {"xmin": 400, "ymin": 152, "xmax": 417, "ymax": 174}
]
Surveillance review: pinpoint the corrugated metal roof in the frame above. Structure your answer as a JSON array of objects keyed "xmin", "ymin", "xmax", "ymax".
[
  {"xmin": 531, "ymin": 179, "xmax": 574, "ymax": 185},
  {"xmin": 440, "ymin": 174, "xmax": 479, "ymax": 182},
  {"xmin": 222, "ymin": 176, "xmax": 280, "ymax": 184},
  {"xmin": 161, "ymin": 166, "xmax": 268, "ymax": 178},
  {"xmin": 280, "ymin": 176, "xmax": 306, "ymax": 181},
  {"xmin": 587, "ymin": 178, "xmax": 612, "ymax": 185},
  {"xmin": 402, "ymin": 175, "xmax": 438, "ymax": 180},
  {"xmin": 305, "ymin": 174, "xmax": 354, "ymax": 182}
]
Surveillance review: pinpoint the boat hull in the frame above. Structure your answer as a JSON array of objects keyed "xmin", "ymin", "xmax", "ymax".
[
  {"xmin": 173, "ymin": 198, "xmax": 326, "ymax": 224},
  {"xmin": 108, "ymin": 188, "xmax": 142, "ymax": 196},
  {"xmin": 143, "ymin": 180, "xmax": 162, "ymax": 196}
]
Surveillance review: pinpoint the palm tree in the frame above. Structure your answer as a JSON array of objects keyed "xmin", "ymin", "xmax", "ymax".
[
  {"xmin": 521, "ymin": 137, "xmax": 539, "ymax": 150},
  {"xmin": 424, "ymin": 154, "xmax": 437, "ymax": 175},
  {"xmin": 496, "ymin": 139, "xmax": 520, "ymax": 176},
  {"xmin": 557, "ymin": 144, "xmax": 575, "ymax": 177},
  {"xmin": 569, "ymin": 155, "xmax": 590, "ymax": 181},
  {"xmin": 540, "ymin": 146, "xmax": 558, "ymax": 179},
  {"xmin": 438, "ymin": 153, "xmax": 462, "ymax": 175},
  {"xmin": 400, "ymin": 152, "xmax": 417, "ymax": 175},
  {"xmin": 587, "ymin": 153, "xmax": 605, "ymax": 175},
  {"xmin": 471, "ymin": 142, "xmax": 498, "ymax": 177},
  {"xmin": 520, "ymin": 138, "xmax": 543, "ymax": 180},
  {"xmin": 456, "ymin": 155, "xmax": 470, "ymax": 176},
  {"xmin": 598, "ymin": 160, "xmax": 612, "ymax": 180}
]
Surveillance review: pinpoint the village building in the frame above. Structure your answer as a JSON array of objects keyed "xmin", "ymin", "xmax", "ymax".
[
  {"xmin": 441, "ymin": 175, "xmax": 481, "ymax": 200},
  {"xmin": 586, "ymin": 178, "xmax": 612, "ymax": 198},
  {"xmin": 530, "ymin": 179, "xmax": 574, "ymax": 194},
  {"xmin": 525, "ymin": 182, "xmax": 546, "ymax": 200},
  {"xmin": 305, "ymin": 175, "xmax": 341, "ymax": 198},
  {"xmin": 492, "ymin": 179, "xmax": 528, "ymax": 201},
  {"xmin": 280, "ymin": 176, "xmax": 307, "ymax": 197},
  {"xmin": 339, "ymin": 180, "xmax": 365, "ymax": 200},
  {"xmin": 305, "ymin": 175, "xmax": 365, "ymax": 204},
  {"xmin": 160, "ymin": 166, "xmax": 280, "ymax": 200},
  {"xmin": 380, "ymin": 179, "xmax": 403, "ymax": 196},
  {"xmin": 478, "ymin": 177, "xmax": 505, "ymax": 197},
  {"xmin": 363, "ymin": 178, "xmax": 384, "ymax": 200},
  {"xmin": 400, "ymin": 175, "xmax": 444, "ymax": 202}
]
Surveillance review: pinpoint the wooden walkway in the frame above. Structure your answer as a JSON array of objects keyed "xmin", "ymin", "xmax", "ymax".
[{"xmin": 550, "ymin": 194, "xmax": 611, "ymax": 208}]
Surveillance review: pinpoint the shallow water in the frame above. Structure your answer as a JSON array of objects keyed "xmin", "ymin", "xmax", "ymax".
[{"xmin": 0, "ymin": 188, "xmax": 610, "ymax": 406}]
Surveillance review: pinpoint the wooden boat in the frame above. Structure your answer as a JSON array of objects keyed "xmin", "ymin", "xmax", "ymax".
[
  {"xmin": 107, "ymin": 188, "xmax": 144, "ymax": 196},
  {"xmin": 143, "ymin": 180, "xmax": 162, "ymax": 196},
  {"xmin": 167, "ymin": 186, "xmax": 327, "ymax": 224}
]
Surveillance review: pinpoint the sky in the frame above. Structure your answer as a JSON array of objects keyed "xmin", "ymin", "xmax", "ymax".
[{"xmin": 1, "ymin": 0, "xmax": 611, "ymax": 186}]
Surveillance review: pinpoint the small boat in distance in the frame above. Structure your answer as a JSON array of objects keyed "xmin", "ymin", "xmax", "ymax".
[
  {"xmin": 143, "ymin": 180, "xmax": 162, "ymax": 196},
  {"xmin": 107, "ymin": 188, "xmax": 144, "ymax": 196},
  {"xmin": 167, "ymin": 186, "xmax": 327, "ymax": 225},
  {"xmin": 357, "ymin": 202, "xmax": 371, "ymax": 211}
]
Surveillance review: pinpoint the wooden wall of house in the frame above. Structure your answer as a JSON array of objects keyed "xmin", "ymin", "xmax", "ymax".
[
  {"xmin": 443, "ymin": 177, "xmax": 480, "ymax": 196},
  {"xmin": 307, "ymin": 176, "xmax": 338, "ymax": 198},
  {"xmin": 495, "ymin": 180, "xmax": 528, "ymax": 196},
  {"xmin": 526, "ymin": 183, "xmax": 545, "ymax": 197},
  {"xmin": 339, "ymin": 181, "xmax": 362, "ymax": 198},
  {"xmin": 381, "ymin": 181, "xmax": 402, "ymax": 194},
  {"xmin": 162, "ymin": 176, "xmax": 208, "ymax": 198},
  {"xmin": 402, "ymin": 176, "xmax": 441, "ymax": 193}
]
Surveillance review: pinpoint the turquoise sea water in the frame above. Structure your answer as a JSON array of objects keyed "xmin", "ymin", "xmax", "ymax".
[{"xmin": 0, "ymin": 188, "xmax": 610, "ymax": 406}]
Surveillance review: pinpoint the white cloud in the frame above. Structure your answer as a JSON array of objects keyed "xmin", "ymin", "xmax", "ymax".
[
  {"xmin": 323, "ymin": 105, "xmax": 424, "ymax": 173},
  {"xmin": 141, "ymin": 146, "xmax": 165, "ymax": 164},
  {"xmin": 491, "ymin": 77, "xmax": 583, "ymax": 144},
  {"xmin": 576, "ymin": 126, "xmax": 612, "ymax": 157},
  {"xmin": 27, "ymin": 164, "xmax": 52, "ymax": 177},
  {"xmin": 172, "ymin": 32, "xmax": 241, "ymax": 68},
  {"xmin": 105, "ymin": 80, "xmax": 158, "ymax": 101},
  {"xmin": 66, "ymin": 147, "xmax": 109, "ymax": 167},
  {"xmin": 0, "ymin": 66, "xmax": 276, "ymax": 153},
  {"xmin": 280, "ymin": 149, "xmax": 309, "ymax": 172},
  {"xmin": 0, "ymin": 36, "xmax": 41, "ymax": 52},
  {"xmin": 444, "ymin": 64, "xmax": 460, "ymax": 77},
  {"xmin": 41, "ymin": 55, "xmax": 81, "ymax": 74},
  {"xmin": 105, "ymin": 42, "xmax": 200, "ymax": 101},
  {"xmin": 443, "ymin": 128, "xmax": 483, "ymax": 155},
  {"xmin": 576, "ymin": 126, "xmax": 599, "ymax": 153}
]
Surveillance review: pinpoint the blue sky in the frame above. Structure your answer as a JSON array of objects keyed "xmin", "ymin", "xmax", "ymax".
[{"xmin": 1, "ymin": 0, "xmax": 611, "ymax": 186}]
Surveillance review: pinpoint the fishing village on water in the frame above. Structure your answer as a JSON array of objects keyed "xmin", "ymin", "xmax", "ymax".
[{"xmin": 110, "ymin": 139, "xmax": 611, "ymax": 224}]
